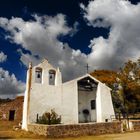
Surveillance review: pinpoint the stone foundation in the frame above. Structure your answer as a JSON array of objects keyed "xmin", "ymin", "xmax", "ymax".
[
  {"xmin": 28, "ymin": 122, "xmax": 121, "ymax": 138},
  {"xmin": 129, "ymin": 120, "xmax": 140, "ymax": 131}
]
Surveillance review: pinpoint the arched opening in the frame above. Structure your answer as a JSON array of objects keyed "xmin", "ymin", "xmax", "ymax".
[
  {"xmin": 77, "ymin": 77, "xmax": 98, "ymax": 123},
  {"xmin": 35, "ymin": 67, "xmax": 42, "ymax": 83},
  {"xmin": 49, "ymin": 70, "xmax": 56, "ymax": 85}
]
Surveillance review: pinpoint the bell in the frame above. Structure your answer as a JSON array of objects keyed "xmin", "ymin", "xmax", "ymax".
[
  {"xmin": 50, "ymin": 75, "xmax": 53, "ymax": 79},
  {"xmin": 37, "ymin": 73, "xmax": 41, "ymax": 78}
]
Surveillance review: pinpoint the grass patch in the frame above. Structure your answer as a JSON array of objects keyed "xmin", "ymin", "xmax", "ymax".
[{"xmin": 0, "ymin": 120, "xmax": 46, "ymax": 139}]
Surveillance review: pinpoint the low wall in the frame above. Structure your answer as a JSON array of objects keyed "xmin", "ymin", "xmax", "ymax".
[
  {"xmin": 129, "ymin": 120, "xmax": 140, "ymax": 131},
  {"xmin": 28, "ymin": 122, "xmax": 121, "ymax": 138}
]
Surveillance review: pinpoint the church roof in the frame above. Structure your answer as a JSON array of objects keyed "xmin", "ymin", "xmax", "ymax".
[{"xmin": 64, "ymin": 73, "xmax": 111, "ymax": 90}]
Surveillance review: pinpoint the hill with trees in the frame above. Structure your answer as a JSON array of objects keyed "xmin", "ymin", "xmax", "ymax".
[{"xmin": 91, "ymin": 58, "xmax": 140, "ymax": 116}]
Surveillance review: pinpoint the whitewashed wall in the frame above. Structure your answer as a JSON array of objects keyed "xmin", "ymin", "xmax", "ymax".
[
  {"xmin": 61, "ymin": 81, "xmax": 79, "ymax": 124},
  {"xmin": 29, "ymin": 84, "xmax": 62, "ymax": 123},
  {"xmin": 29, "ymin": 60, "xmax": 63, "ymax": 123},
  {"xmin": 96, "ymin": 83, "xmax": 115, "ymax": 122},
  {"xmin": 22, "ymin": 69, "xmax": 30, "ymax": 130}
]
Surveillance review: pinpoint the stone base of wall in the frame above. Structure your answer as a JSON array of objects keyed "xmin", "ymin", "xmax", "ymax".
[
  {"xmin": 129, "ymin": 120, "xmax": 140, "ymax": 131},
  {"xmin": 28, "ymin": 122, "xmax": 121, "ymax": 138}
]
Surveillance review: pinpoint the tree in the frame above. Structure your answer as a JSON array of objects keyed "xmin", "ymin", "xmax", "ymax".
[
  {"xmin": 118, "ymin": 59, "xmax": 140, "ymax": 114},
  {"xmin": 90, "ymin": 70, "xmax": 117, "ymax": 88},
  {"xmin": 37, "ymin": 110, "xmax": 61, "ymax": 125},
  {"xmin": 90, "ymin": 70, "xmax": 123, "ymax": 114},
  {"xmin": 91, "ymin": 59, "xmax": 140, "ymax": 116}
]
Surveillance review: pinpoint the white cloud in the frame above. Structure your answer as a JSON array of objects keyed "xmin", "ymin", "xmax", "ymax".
[
  {"xmin": 81, "ymin": 0, "xmax": 140, "ymax": 69},
  {"xmin": 0, "ymin": 52, "xmax": 7, "ymax": 63},
  {"xmin": 70, "ymin": 21, "xmax": 79, "ymax": 37},
  {"xmin": 1, "ymin": 0, "xmax": 139, "ymax": 83},
  {"xmin": 0, "ymin": 68, "xmax": 25, "ymax": 98},
  {"xmin": 17, "ymin": 49, "xmax": 41, "ymax": 67},
  {"xmin": 0, "ymin": 14, "xmax": 87, "ymax": 81}
]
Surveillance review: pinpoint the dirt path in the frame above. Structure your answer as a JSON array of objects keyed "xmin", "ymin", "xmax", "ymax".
[
  {"xmin": 103, "ymin": 132, "xmax": 140, "ymax": 140},
  {"xmin": 46, "ymin": 132, "xmax": 140, "ymax": 140},
  {"xmin": 0, "ymin": 131, "xmax": 140, "ymax": 139}
]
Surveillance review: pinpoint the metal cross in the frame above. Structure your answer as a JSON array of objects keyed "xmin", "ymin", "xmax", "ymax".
[{"xmin": 85, "ymin": 63, "xmax": 90, "ymax": 73}]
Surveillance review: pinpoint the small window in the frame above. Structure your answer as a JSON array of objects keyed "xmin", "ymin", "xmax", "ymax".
[
  {"xmin": 49, "ymin": 70, "xmax": 55, "ymax": 85},
  {"xmin": 91, "ymin": 100, "xmax": 96, "ymax": 110},
  {"xmin": 35, "ymin": 67, "xmax": 42, "ymax": 83}
]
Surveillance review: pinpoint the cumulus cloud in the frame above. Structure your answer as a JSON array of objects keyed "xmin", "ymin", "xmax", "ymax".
[
  {"xmin": 81, "ymin": 0, "xmax": 140, "ymax": 69},
  {"xmin": 70, "ymin": 21, "xmax": 79, "ymax": 37},
  {"xmin": 0, "ymin": 0, "xmax": 139, "ymax": 82},
  {"xmin": 0, "ymin": 68, "xmax": 25, "ymax": 98},
  {"xmin": 0, "ymin": 14, "xmax": 87, "ymax": 81},
  {"xmin": 17, "ymin": 49, "xmax": 41, "ymax": 67},
  {"xmin": 0, "ymin": 52, "xmax": 7, "ymax": 63}
]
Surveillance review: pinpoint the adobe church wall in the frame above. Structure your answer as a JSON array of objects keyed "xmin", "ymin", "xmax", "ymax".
[
  {"xmin": 29, "ymin": 84, "xmax": 63, "ymax": 123},
  {"xmin": 96, "ymin": 83, "xmax": 115, "ymax": 122},
  {"xmin": 61, "ymin": 81, "xmax": 79, "ymax": 124},
  {"xmin": 28, "ymin": 122, "xmax": 122, "ymax": 138},
  {"xmin": 28, "ymin": 61, "xmax": 63, "ymax": 123}
]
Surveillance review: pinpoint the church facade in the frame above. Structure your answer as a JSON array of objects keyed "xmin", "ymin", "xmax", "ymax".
[{"xmin": 22, "ymin": 59, "xmax": 115, "ymax": 130}]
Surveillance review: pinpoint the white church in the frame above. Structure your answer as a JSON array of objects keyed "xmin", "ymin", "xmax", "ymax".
[{"xmin": 22, "ymin": 59, "xmax": 115, "ymax": 130}]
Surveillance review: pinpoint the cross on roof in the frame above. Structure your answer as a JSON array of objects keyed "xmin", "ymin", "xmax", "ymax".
[{"xmin": 85, "ymin": 63, "xmax": 90, "ymax": 73}]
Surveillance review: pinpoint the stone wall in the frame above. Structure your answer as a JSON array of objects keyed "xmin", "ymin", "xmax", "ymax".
[
  {"xmin": 129, "ymin": 120, "xmax": 140, "ymax": 131},
  {"xmin": 0, "ymin": 96, "xmax": 24, "ymax": 122},
  {"xmin": 28, "ymin": 122, "xmax": 121, "ymax": 138}
]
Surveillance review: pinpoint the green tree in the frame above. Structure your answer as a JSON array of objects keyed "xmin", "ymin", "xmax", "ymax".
[{"xmin": 37, "ymin": 110, "xmax": 61, "ymax": 125}]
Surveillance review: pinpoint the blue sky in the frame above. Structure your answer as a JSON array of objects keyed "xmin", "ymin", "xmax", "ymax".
[{"xmin": 0, "ymin": 0, "xmax": 140, "ymax": 98}]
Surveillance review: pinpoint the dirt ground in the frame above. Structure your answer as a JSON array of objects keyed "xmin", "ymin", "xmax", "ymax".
[
  {"xmin": 45, "ymin": 132, "xmax": 140, "ymax": 140},
  {"xmin": 72, "ymin": 132, "xmax": 140, "ymax": 140},
  {"xmin": 0, "ymin": 121, "xmax": 46, "ymax": 139},
  {"xmin": 0, "ymin": 120, "xmax": 140, "ymax": 139}
]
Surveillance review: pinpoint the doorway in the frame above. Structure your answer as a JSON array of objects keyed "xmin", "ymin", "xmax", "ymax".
[
  {"xmin": 9, "ymin": 110, "xmax": 15, "ymax": 121},
  {"xmin": 78, "ymin": 77, "xmax": 97, "ymax": 123}
]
